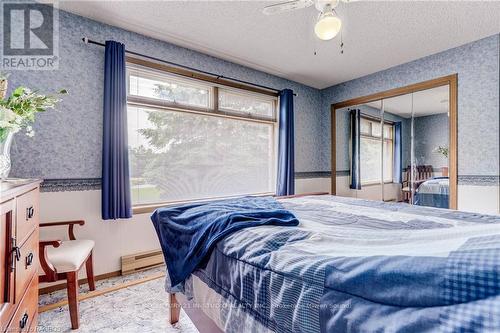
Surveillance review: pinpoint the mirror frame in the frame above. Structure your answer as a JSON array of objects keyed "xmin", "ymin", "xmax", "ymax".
[{"xmin": 330, "ymin": 74, "xmax": 458, "ymax": 209}]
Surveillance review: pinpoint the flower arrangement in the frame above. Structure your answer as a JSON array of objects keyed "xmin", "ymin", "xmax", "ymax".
[
  {"xmin": 0, "ymin": 86, "xmax": 67, "ymax": 141},
  {"xmin": 0, "ymin": 72, "xmax": 67, "ymax": 179},
  {"xmin": 434, "ymin": 145, "xmax": 449, "ymax": 159}
]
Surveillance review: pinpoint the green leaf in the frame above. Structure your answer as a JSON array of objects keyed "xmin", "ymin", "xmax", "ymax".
[
  {"xmin": 0, "ymin": 129, "xmax": 6, "ymax": 142},
  {"xmin": 12, "ymin": 86, "xmax": 25, "ymax": 97}
]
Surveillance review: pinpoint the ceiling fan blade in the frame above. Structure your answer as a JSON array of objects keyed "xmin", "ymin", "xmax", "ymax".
[{"xmin": 262, "ymin": 0, "xmax": 314, "ymax": 15}]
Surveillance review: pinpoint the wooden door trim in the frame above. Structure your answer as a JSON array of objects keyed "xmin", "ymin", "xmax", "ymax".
[{"xmin": 330, "ymin": 74, "xmax": 458, "ymax": 209}]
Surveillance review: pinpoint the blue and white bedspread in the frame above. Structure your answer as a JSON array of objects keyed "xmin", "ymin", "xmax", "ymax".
[
  {"xmin": 180, "ymin": 195, "xmax": 500, "ymax": 333},
  {"xmin": 414, "ymin": 177, "xmax": 449, "ymax": 208}
]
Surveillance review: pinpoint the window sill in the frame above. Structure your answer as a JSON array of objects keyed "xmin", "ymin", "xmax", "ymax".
[
  {"xmin": 360, "ymin": 181, "xmax": 395, "ymax": 187},
  {"xmin": 132, "ymin": 192, "xmax": 276, "ymax": 215},
  {"xmin": 132, "ymin": 191, "xmax": 330, "ymax": 215}
]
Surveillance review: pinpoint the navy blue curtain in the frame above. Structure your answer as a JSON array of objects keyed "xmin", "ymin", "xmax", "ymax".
[
  {"xmin": 102, "ymin": 41, "xmax": 132, "ymax": 220},
  {"xmin": 276, "ymin": 89, "xmax": 295, "ymax": 196},
  {"xmin": 349, "ymin": 109, "xmax": 361, "ymax": 190},
  {"xmin": 393, "ymin": 122, "xmax": 403, "ymax": 184}
]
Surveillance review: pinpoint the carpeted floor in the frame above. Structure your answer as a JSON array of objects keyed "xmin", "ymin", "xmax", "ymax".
[{"xmin": 38, "ymin": 267, "xmax": 199, "ymax": 333}]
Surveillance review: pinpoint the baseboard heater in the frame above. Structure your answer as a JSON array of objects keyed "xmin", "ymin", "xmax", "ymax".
[{"xmin": 121, "ymin": 249, "xmax": 165, "ymax": 275}]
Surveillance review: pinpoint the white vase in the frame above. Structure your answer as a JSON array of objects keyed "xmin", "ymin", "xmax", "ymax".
[
  {"xmin": 0, "ymin": 131, "xmax": 14, "ymax": 180},
  {"xmin": 0, "ymin": 79, "xmax": 7, "ymax": 100}
]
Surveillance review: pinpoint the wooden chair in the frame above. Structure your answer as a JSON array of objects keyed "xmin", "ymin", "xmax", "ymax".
[
  {"xmin": 39, "ymin": 220, "xmax": 95, "ymax": 330},
  {"xmin": 401, "ymin": 165, "xmax": 433, "ymax": 203}
]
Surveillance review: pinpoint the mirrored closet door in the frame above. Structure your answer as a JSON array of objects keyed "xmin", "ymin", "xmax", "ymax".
[{"xmin": 332, "ymin": 76, "xmax": 457, "ymax": 209}]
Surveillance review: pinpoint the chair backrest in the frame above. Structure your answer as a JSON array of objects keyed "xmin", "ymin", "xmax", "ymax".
[{"xmin": 402, "ymin": 165, "xmax": 433, "ymax": 185}]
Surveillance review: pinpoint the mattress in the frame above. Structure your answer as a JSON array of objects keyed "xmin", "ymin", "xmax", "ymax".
[{"xmin": 173, "ymin": 195, "xmax": 500, "ymax": 332}]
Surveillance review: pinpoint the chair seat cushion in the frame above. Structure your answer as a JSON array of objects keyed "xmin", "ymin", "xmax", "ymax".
[{"xmin": 46, "ymin": 239, "xmax": 95, "ymax": 273}]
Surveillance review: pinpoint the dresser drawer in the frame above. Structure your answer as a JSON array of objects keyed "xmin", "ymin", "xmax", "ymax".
[
  {"xmin": 6, "ymin": 275, "xmax": 38, "ymax": 333},
  {"xmin": 16, "ymin": 189, "xmax": 39, "ymax": 246},
  {"xmin": 15, "ymin": 229, "xmax": 38, "ymax": 304}
]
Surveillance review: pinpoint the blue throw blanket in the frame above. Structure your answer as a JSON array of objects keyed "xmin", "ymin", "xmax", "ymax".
[{"xmin": 151, "ymin": 196, "xmax": 299, "ymax": 288}]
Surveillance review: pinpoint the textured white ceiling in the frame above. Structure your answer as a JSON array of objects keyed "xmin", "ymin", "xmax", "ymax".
[{"xmin": 57, "ymin": 0, "xmax": 500, "ymax": 89}]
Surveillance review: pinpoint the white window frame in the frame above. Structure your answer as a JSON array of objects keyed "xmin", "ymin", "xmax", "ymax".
[
  {"xmin": 126, "ymin": 62, "xmax": 279, "ymax": 208},
  {"xmin": 127, "ymin": 64, "xmax": 215, "ymax": 111},
  {"xmin": 360, "ymin": 116, "xmax": 394, "ymax": 186},
  {"xmin": 217, "ymin": 86, "xmax": 277, "ymax": 121}
]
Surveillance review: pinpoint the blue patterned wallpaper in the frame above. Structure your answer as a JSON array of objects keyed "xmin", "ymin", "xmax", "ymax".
[
  {"xmin": 321, "ymin": 34, "xmax": 500, "ymax": 178},
  {"xmin": 413, "ymin": 114, "xmax": 449, "ymax": 168},
  {"xmin": 7, "ymin": 9, "xmax": 323, "ymax": 179}
]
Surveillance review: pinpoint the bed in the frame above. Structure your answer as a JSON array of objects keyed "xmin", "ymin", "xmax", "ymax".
[
  {"xmin": 414, "ymin": 177, "xmax": 449, "ymax": 208},
  {"xmin": 156, "ymin": 194, "xmax": 500, "ymax": 332}
]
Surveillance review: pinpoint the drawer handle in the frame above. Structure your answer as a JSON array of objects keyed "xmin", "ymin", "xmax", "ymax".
[
  {"xmin": 13, "ymin": 246, "xmax": 21, "ymax": 262},
  {"xmin": 26, "ymin": 252, "xmax": 34, "ymax": 266},
  {"xmin": 26, "ymin": 206, "xmax": 35, "ymax": 220},
  {"xmin": 11, "ymin": 237, "xmax": 18, "ymax": 271},
  {"xmin": 19, "ymin": 312, "xmax": 29, "ymax": 329}
]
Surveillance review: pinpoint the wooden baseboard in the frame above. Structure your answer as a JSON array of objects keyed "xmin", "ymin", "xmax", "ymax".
[
  {"xmin": 38, "ymin": 272, "xmax": 165, "ymax": 313},
  {"xmin": 38, "ymin": 270, "xmax": 121, "ymax": 295}
]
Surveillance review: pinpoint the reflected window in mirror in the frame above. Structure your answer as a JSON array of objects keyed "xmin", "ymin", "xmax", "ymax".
[{"xmin": 360, "ymin": 116, "xmax": 394, "ymax": 185}]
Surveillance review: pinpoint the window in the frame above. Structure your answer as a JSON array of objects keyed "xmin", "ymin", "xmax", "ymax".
[
  {"xmin": 218, "ymin": 89, "xmax": 275, "ymax": 119},
  {"xmin": 359, "ymin": 117, "xmax": 394, "ymax": 185},
  {"xmin": 128, "ymin": 67, "xmax": 212, "ymax": 109},
  {"xmin": 126, "ymin": 64, "xmax": 278, "ymax": 206}
]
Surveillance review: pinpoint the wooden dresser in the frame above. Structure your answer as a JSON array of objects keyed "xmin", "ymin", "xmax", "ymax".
[{"xmin": 0, "ymin": 180, "xmax": 40, "ymax": 332}]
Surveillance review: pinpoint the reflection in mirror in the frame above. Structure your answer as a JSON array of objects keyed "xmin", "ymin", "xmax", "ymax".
[
  {"xmin": 382, "ymin": 85, "xmax": 450, "ymax": 208},
  {"xmin": 381, "ymin": 93, "xmax": 413, "ymax": 204},
  {"xmin": 334, "ymin": 85, "xmax": 451, "ymax": 208},
  {"xmin": 411, "ymin": 86, "xmax": 450, "ymax": 208},
  {"xmin": 336, "ymin": 101, "xmax": 384, "ymax": 201},
  {"xmin": 358, "ymin": 101, "xmax": 383, "ymax": 201}
]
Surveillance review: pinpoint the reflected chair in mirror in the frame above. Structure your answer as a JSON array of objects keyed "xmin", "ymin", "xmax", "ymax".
[
  {"xmin": 401, "ymin": 165, "xmax": 433, "ymax": 203},
  {"xmin": 38, "ymin": 220, "xmax": 95, "ymax": 330}
]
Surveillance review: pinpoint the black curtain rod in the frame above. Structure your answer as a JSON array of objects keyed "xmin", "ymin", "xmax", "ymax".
[{"xmin": 82, "ymin": 37, "xmax": 297, "ymax": 96}]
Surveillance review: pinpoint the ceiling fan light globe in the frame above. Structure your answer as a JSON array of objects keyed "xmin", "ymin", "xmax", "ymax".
[{"xmin": 314, "ymin": 14, "xmax": 342, "ymax": 40}]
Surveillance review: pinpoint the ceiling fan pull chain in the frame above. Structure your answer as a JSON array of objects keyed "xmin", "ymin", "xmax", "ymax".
[{"xmin": 340, "ymin": 31, "xmax": 344, "ymax": 54}]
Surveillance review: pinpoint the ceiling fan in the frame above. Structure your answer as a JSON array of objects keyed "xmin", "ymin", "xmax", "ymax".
[{"xmin": 263, "ymin": 0, "xmax": 354, "ymax": 41}]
